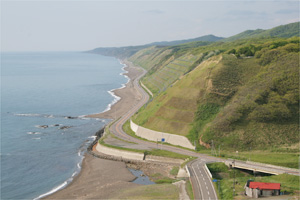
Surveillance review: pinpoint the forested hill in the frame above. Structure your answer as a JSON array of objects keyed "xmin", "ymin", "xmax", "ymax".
[
  {"xmin": 127, "ymin": 22, "xmax": 299, "ymax": 151},
  {"xmin": 223, "ymin": 21, "xmax": 299, "ymax": 42}
]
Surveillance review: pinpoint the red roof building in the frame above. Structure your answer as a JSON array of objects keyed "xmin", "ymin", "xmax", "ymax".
[
  {"xmin": 249, "ymin": 182, "xmax": 281, "ymax": 190},
  {"xmin": 245, "ymin": 180, "xmax": 281, "ymax": 198}
]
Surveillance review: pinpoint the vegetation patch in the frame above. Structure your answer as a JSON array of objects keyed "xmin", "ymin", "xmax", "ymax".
[
  {"xmin": 186, "ymin": 179, "xmax": 194, "ymax": 199},
  {"xmin": 145, "ymin": 149, "xmax": 190, "ymax": 160},
  {"xmin": 111, "ymin": 184, "xmax": 179, "ymax": 199},
  {"xmin": 170, "ymin": 166, "xmax": 179, "ymax": 176}
]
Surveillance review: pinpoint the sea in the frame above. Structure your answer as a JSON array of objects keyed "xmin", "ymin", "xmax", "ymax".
[{"xmin": 1, "ymin": 52, "xmax": 129, "ymax": 199}]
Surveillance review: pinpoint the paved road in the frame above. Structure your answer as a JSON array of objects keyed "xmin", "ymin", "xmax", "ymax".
[
  {"xmin": 188, "ymin": 159, "xmax": 218, "ymax": 200},
  {"xmin": 107, "ymin": 62, "xmax": 299, "ymax": 199}
]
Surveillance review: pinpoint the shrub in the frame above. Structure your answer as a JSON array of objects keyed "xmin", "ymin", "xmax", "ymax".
[
  {"xmin": 228, "ymin": 49, "xmax": 236, "ymax": 54},
  {"xmin": 248, "ymin": 103, "xmax": 292, "ymax": 122}
]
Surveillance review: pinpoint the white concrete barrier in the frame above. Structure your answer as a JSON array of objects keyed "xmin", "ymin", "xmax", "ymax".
[
  {"xmin": 130, "ymin": 119, "xmax": 139, "ymax": 133},
  {"xmin": 185, "ymin": 165, "xmax": 191, "ymax": 177},
  {"xmin": 204, "ymin": 164, "xmax": 213, "ymax": 179},
  {"xmin": 130, "ymin": 120, "xmax": 195, "ymax": 150},
  {"xmin": 96, "ymin": 143, "xmax": 144, "ymax": 161}
]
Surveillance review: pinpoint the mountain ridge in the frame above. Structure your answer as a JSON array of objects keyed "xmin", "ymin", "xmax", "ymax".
[{"xmin": 87, "ymin": 22, "xmax": 299, "ymax": 58}]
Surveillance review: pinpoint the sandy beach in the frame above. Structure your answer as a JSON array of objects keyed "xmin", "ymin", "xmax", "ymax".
[{"xmin": 45, "ymin": 60, "xmax": 145, "ymax": 199}]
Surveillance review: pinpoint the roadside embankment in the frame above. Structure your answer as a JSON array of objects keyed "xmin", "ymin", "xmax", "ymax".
[
  {"xmin": 95, "ymin": 142, "xmax": 185, "ymax": 165},
  {"xmin": 130, "ymin": 120, "xmax": 195, "ymax": 150},
  {"xmin": 96, "ymin": 143, "xmax": 145, "ymax": 161}
]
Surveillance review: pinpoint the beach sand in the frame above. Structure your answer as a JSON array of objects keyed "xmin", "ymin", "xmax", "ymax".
[
  {"xmin": 45, "ymin": 60, "xmax": 145, "ymax": 199},
  {"xmin": 45, "ymin": 154, "xmax": 140, "ymax": 199}
]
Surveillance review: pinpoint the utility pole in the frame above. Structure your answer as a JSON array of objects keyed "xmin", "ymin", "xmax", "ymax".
[
  {"xmin": 211, "ymin": 140, "xmax": 217, "ymax": 156},
  {"xmin": 233, "ymin": 160, "xmax": 235, "ymax": 198},
  {"xmin": 249, "ymin": 147, "xmax": 251, "ymax": 161},
  {"xmin": 218, "ymin": 180, "xmax": 220, "ymax": 196},
  {"xmin": 211, "ymin": 140, "xmax": 213, "ymax": 155}
]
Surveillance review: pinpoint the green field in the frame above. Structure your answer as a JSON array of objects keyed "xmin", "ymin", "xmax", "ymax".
[{"xmin": 207, "ymin": 162, "xmax": 300, "ymax": 199}]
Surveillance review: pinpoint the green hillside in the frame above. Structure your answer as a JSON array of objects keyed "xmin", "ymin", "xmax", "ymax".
[
  {"xmin": 88, "ymin": 22, "xmax": 299, "ymax": 153},
  {"xmin": 131, "ymin": 36, "xmax": 299, "ymax": 151}
]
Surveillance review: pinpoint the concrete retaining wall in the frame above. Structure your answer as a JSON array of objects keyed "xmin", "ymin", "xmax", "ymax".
[
  {"xmin": 96, "ymin": 143, "xmax": 144, "ymax": 161},
  {"xmin": 130, "ymin": 120, "xmax": 195, "ymax": 150},
  {"xmin": 177, "ymin": 167, "xmax": 189, "ymax": 178}
]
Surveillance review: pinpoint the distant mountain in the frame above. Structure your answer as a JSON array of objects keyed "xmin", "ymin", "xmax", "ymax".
[
  {"xmin": 87, "ymin": 34, "xmax": 223, "ymax": 58},
  {"xmin": 148, "ymin": 34, "xmax": 224, "ymax": 46},
  {"xmin": 224, "ymin": 21, "xmax": 299, "ymax": 42}
]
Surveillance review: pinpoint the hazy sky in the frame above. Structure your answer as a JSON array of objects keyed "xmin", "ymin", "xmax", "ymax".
[{"xmin": 1, "ymin": 0, "xmax": 299, "ymax": 52}]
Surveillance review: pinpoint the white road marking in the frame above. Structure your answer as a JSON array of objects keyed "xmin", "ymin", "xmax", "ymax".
[
  {"xmin": 208, "ymin": 191, "xmax": 210, "ymax": 195},
  {"xmin": 191, "ymin": 164, "xmax": 204, "ymax": 200}
]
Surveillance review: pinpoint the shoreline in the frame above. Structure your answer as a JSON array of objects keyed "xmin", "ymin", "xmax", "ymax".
[
  {"xmin": 86, "ymin": 59, "xmax": 143, "ymax": 120},
  {"xmin": 95, "ymin": 61, "xmax": 130, "ymax": 116},
  {"xmin": 43, "ymin": 59, "xmax": 145, "ymax": 199}
]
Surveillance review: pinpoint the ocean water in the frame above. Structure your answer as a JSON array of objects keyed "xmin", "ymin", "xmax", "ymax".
[{"xmin": 1, "ymin": 52, "xmax": 128, "ymax": 199}]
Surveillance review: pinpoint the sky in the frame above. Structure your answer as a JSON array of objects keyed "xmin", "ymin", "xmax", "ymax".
[{"xmin": 1, "ymin": 0, "xmax": 299, "ymax": 52}]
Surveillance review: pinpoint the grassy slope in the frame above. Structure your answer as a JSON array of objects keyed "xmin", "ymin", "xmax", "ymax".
[{"xmin": 132, "ymin": 55, "xmax": 221, "ymax": 136}]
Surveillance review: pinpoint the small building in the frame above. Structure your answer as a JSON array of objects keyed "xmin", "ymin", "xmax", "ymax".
[{"xmin": 245, "ymin": 180, "xmax": 280, "ymax": 198}]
